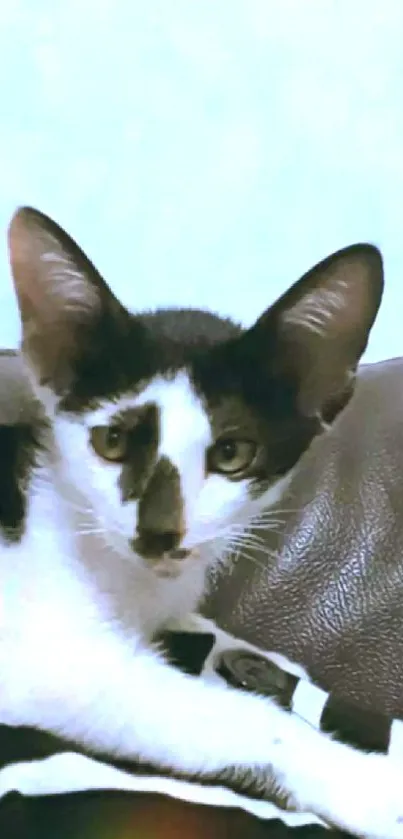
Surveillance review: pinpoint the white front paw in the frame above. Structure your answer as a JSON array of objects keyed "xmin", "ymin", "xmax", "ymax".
[{"xmin": 323, "ymin": 755, "xmax": 403, "ymax": 839}]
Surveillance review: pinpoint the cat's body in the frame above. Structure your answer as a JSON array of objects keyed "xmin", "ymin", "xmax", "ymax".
[{"xmin": 1, "ymin": 206, "xmax": 403, "ymax": 837}]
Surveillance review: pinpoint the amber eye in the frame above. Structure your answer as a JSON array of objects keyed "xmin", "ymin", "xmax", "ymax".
[
  {"xmin": 207, "ymin": 438, "xmax": 256, "ymax": 475},
  {"xmin": 90, "ymin": 425, "xmax": 128, "ymax": 462}
]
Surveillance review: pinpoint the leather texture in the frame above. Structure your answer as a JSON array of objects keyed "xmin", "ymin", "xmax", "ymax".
[{"xmin": 205, "ymin": 356, "xmax": 403, "ymax": 717}]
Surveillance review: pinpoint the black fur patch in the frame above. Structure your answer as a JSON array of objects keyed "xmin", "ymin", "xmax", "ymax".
[
  {"xmin": 117, "ymin": 403, "xmax": 160, "ymax": 502},
  {"xmin": 194, "ymin": 337, "xmax": 323, "ymax": 495},
  {"xmin": 134, "ymin": 456, "xmax": 184, "ymax": 558},
  {"xmin": 58, "ymin": 309, "xmax": 241, "ymax": 414},
  {"xmin": 320, "ymin": 695, "xmax": 391, "ymax": 754},
  {"xmin": 159, "ymin": 630, "xmax": 216, "ymax": 675},
  {"xmin": 0, "ymin": 422, "xmax": 45, "ymax": 542}
]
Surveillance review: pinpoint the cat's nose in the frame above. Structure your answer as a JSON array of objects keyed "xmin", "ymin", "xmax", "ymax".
[{"xmin": 132, "ymin": 529, "xmax": 190, "ymax": 560}]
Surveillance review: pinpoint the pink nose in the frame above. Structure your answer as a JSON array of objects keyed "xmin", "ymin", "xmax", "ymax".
[
  {"xmin": 132, "ymin": 529, "xmax": 189, "ymax": 560},
  {"xmin": 167, "ymin": 549, "xmax": 191, "ymax": 560}
]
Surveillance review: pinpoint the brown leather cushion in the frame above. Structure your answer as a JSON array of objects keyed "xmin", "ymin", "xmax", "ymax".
[{"xmin": 205, "ymin": 356, "xmax": 403, "ymax": 717}]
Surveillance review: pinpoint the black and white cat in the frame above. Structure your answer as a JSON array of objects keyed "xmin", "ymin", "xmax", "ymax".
[{"xmin": 1, "ymin": 206, "xmax": 402, "ymax": 837}]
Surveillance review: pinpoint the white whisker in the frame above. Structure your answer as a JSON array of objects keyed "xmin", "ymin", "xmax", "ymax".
[
  {"xmin": 228, "ymin": 545, "xmax": 268, "ymax": 573},
  {"xmin": 76, "ymin": 527, "xmax": 108, "ymax": 536}
]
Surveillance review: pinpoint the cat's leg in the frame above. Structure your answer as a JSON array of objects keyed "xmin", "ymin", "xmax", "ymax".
[
  {"xmin": 164, "ymin": 612, "xmax": 310, "ymax": 680},
  {"xmin": 1, "ymin": 625, "xmax": 403, "ymax": 838}
]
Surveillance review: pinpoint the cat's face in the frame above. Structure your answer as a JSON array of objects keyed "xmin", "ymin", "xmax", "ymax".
[
  {"xmin": 53, "ymin": 367, "xmax": 296, "ymax": 577},
  {"xmin": 8, "ymin": 208, "xmax": 384, "ymax": 577}
]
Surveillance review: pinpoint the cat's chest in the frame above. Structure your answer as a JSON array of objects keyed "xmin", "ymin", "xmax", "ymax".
[
  {"xmin": 0, "ymin": 517, "xmax": 206, "ymax": 646},
  {"xmin": 77, "ymin": 533, "xmax": 208, "ymax": 638}
]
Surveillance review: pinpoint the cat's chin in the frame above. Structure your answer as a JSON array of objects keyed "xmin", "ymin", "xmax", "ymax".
[
  {"xmin": 153, "ymin": 563, "xmax": 182, "ymax": 580},
  {"xmin": 144, "ymin": 548, "xmax": 202, "ymax": 580}
]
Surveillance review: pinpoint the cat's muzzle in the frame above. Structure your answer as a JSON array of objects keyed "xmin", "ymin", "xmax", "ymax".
[{"xmin": 131, "ymin": 529, "xmax": 192, "ymax": 563}]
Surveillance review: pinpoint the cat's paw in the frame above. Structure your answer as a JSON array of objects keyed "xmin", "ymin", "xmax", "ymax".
[{"xmin": 320, "ymin": 754, "xmax": 403, "ymax": 838}]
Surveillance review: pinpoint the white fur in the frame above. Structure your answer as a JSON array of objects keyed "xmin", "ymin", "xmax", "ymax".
[
  {"xmin": 1, "ymin": 372, "xmax": 403, "ymax": 837},
  {"xmin": 0, "ymin": 752, "xmax": 325, "ymax": 827},
  {"xmin": 291, "ymin": 680, "xmax": 329, "ymax": 729},
  {"xmin": 390, "ymin": 722, "xmax": 403, "ymax": 761}
]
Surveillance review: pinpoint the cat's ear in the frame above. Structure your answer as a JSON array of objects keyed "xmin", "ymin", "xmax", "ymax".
[
  {"xmin": 245, "ymin": 244, "xmax": 384, "ymax": 422},
  {"xmin": 8, "ymin": 207, "xmax": 127, "ymax": 396}
]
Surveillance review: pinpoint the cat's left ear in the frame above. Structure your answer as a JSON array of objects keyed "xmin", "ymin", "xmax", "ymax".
[
  {"xmin": 8, "ymin": 206, "xmax": 128, "ymax": 396},
  {"xmin": 244, "ymin": 244, "xmax": 384, "ymax": 422}
]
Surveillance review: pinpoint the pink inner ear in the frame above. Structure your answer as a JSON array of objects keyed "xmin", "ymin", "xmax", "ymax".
[
  {"xmin": 10, "ymin": 210, "xmax": 98, "ymax": 319},
  {"xmin": 267, "ymin": 248, "xmax": 383, "ymax": 419},
  {"xmin": 9, "ymin": 227, "xmax": 48, "ymax": 341},
  {"xmin": 7, "ymin": 209, "xmax": 102, "ymax": 390},
  {"xmin": 9, "ymin": 212, "xmax": 54, "ymax": 316}
]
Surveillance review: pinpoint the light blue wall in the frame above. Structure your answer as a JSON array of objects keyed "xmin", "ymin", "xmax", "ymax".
[{"xmin": 1, "ymin": 1, "xmax": 402, "ymax": 362}]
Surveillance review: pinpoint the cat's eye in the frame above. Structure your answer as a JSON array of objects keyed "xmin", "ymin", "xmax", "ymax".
[
  {"xmin": 207, "ymin": 438, "xmax": 256, "ymax": 475},
  {"xmin": 90, "ymin": 425, "xmax": 128, "ymax": 462}
]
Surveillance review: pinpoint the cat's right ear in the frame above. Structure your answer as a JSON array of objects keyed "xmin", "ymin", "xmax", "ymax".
[{"xmin": 8, "ymin": 207, "xmax": 127, "ymax": 398}]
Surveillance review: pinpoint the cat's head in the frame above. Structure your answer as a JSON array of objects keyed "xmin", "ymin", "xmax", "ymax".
[{"xmin": 8, "ymin": 207, "xmax": 383, "ymax": 577}]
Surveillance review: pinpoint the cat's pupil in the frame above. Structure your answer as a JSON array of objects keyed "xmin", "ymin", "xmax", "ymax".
[
  {"xmin": 220, "ymin": 440, "xmax": 237, "ymax": 461},
  {"xmin": 108, "ymin": 428, "xmax": 121, "ymax": 447}
]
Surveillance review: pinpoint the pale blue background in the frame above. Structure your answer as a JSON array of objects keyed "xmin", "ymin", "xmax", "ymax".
[{"xmin": 0, "ymin": 0, "xmax": 402, "ymax": 362}]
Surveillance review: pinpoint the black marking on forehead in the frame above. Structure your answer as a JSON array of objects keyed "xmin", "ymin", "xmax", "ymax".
[
  {"xmin": 118, "ymin": 403, "xmax": 159, "ymax": 502},
  {"xmin": 114, "ymin": 402, "xmax": 158, "ymax": 442},
  {"xmin": 57, "ymin": 302, "xmax": 320, "ymax": 492},
  {"xmin": 0, "ymin": 421, "xmax": 47, "ymax": 542},
  {"xmin": 58, "ymin": 309, "xmax": 241, "ymax": 413},
  {"xmin": 134, "ymin": 456, "xmax": 184, "ymax": 559}
]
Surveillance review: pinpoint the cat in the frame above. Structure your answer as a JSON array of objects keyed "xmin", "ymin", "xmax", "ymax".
[{"xmin": 0, "ymin": 205, "xmax": 402, "ymax": 838}]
